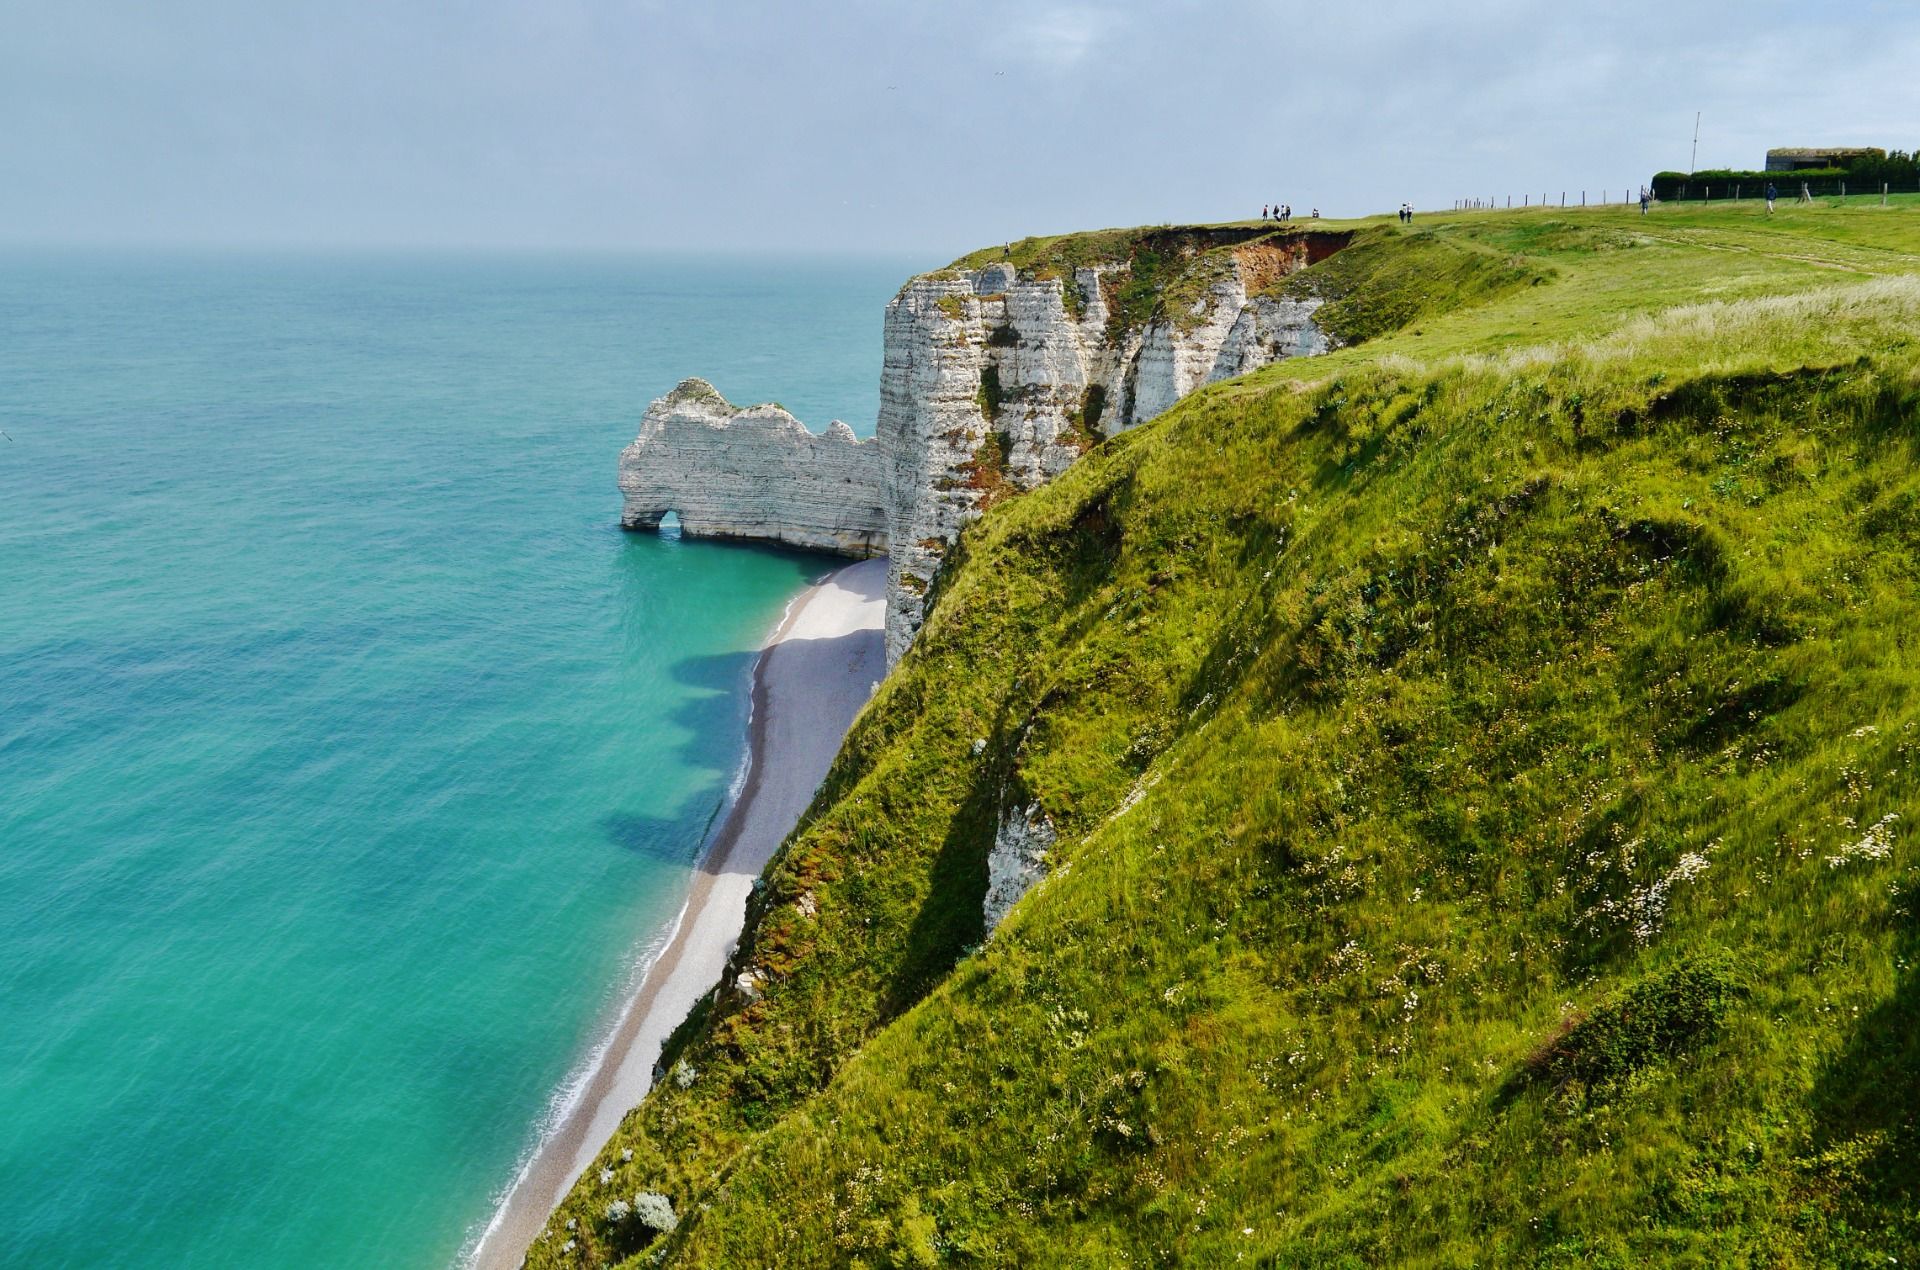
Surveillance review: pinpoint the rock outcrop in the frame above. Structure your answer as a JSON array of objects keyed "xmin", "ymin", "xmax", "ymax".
[
  {"xmin": 878, "ymin": 235, "xmax": 1336, "ymax": 662},
  {"xmin": 983, "ymin": 803, "xmax": 1057, "ymax": 934},
  {"xmin": 619, "ymin": 379, "xmax": 887, "ymax": 558},
  {"xmin": 619, "ymin": 228, "xmax": 1348, "ymax": 663}
]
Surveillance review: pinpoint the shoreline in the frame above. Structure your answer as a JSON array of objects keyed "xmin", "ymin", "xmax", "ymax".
[{"xmin": 466, "ymin": 557, "xmax": 888, "ymax": 1269}]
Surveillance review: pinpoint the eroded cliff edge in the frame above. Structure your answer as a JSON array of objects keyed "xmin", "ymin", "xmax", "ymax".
[{"xmin": 618, "ymin": 224, "xmax": 1350, "ymax": 663}]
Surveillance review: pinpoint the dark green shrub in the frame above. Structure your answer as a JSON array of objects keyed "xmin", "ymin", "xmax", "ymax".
[{"xmin": 1527, "ymin": 955, "xmax": 1741, "ymax": 1095}]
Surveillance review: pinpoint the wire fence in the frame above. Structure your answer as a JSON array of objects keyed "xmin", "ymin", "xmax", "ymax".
[
  {"xmin": 1452, "ymin": 178, "xmax": 1920, "ymax": 212},
  {"xmin": 1452, "ymin": 189, "xmax": 1649, "ymax": 211},
  {"xmin": 1659, "ymin": 176, "xmax": 1920, "ymax": 203}
]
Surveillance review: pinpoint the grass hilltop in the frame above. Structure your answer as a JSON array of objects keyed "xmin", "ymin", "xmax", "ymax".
[{"xmin": 528, "ymin": 197, "xmax": 1920, "ymax": 1267}]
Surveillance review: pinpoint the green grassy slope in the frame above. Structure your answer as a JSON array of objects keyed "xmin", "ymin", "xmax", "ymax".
[{"xmin": 528, "ymin": 204, "xmax": 1920, "ymax": 1268}]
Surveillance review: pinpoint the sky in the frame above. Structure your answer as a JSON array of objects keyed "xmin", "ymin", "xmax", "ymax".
[{"xmin": 4, "ymin": 0, "xmax": 1918, "ymax": 255}]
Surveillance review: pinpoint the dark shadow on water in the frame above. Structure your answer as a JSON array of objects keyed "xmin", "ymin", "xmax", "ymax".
[
  {"xmin": 597, "ymin": 646, "xmax": 758, "ymax": 866},
  {"xmin": 595, "ymin": 548, "xmax": 877, "ymax": 867},
  {"xmin": 601, "ymin": 810, "xmax": 713, "ymax": 865}
]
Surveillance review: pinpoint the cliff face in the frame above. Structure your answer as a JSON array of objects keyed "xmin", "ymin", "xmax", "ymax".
[
  {"xmin": 879, "ymin": 235, "xmax": 1335, "ymax": 662},
  {"xmin": 618, "ymin": 228, "xmax": 1345, "ymax": 663},
  {"xmin": 618, "ymin": 378, "xmax": 887, "ymax": 558}
]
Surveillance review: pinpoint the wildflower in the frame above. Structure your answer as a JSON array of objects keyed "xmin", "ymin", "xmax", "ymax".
[
  {"xmin": 599, "ymin": 1168, "xmax": 614, "ymax": 1185},
  {"xmin": 606, "ymin": 1199, "xmax": 632, "ymax": 1223},
  {"xmin": 1827, "ymin": 813, "xmax": 1899, "ymax": 868}
]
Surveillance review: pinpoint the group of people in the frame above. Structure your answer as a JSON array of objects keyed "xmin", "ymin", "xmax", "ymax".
[
  {"xmin": 1261, "ymin": 203, "xmax": 1319, "ymax": 221},
  {"xmin": 1397, "ymin": 203, "xmax": 1414, "ymax": 223}
]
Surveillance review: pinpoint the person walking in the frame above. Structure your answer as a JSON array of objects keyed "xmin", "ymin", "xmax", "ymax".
[
  {"xmin": 1766, "ymin": 182, "xmax": 1777, "ymax": 214},
  {"xmin": 1639, "ymin": 187, "xmax": 1650, "ymax": 216},
  {"xmin": 1262, "ymin": 203, "xmax": 1269, "ymax": 220}
]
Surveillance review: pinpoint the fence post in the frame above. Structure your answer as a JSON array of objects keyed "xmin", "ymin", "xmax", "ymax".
[
  {"xmin": 1560, "ymin": 191, "xmax": 1565, "ymax": 207},
  {"xmin": 1735, "ymin": 183, "xmax": 1741, "ymax": 200},
  {"xmin": 1885, "ymin": 182, "xmax": 1890, "ymax": 206}
]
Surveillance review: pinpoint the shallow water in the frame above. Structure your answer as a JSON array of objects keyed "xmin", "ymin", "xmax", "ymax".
[{"xmin": 0, "ymin": 249, "xmax": 917, "ymax": 1267}]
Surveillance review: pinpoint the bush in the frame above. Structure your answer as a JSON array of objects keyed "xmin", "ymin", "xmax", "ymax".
[
  {"xmin": 632, "ymin": 1190, "xmax": 679, "ymax": 1234},
  {"xmin": 1526, "ymin": 955, "xmax": 1741, "ymax": 1096}
]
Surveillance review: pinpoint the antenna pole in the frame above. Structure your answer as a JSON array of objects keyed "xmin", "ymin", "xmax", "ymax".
[{"xmin": 1690, "ymin": 111, "xmax": 1700, "ymax": 174}]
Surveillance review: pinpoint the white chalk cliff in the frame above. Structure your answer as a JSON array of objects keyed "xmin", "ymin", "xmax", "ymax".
[
  {"xmin": 618, "ymin": 378, "xmax": 887, "ymax": 558},
  {"xmin": 618, "ymin": 228, "xmax": 1344, "ymax": 664}
]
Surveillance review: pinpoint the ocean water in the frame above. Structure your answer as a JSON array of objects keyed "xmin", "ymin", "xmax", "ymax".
[{"xmin": 0, "ymin": 249, "xmax": 918, "ymax": 1268}]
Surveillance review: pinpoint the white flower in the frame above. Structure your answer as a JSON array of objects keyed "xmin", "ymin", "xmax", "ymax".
[{"xmin": 1828, "ymin": 813, "xmax": 1899, "ymax": 868}]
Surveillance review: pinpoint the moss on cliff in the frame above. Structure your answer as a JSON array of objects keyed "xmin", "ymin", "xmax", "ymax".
[{"xmin": 949, "ymin": 224, "xmax": 1343, "ymax": 341}]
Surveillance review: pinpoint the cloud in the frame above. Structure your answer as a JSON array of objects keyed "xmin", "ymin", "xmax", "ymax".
[{"xmin": 1000, "ymin": 4, "xmax": 1124, "ymax": 69}]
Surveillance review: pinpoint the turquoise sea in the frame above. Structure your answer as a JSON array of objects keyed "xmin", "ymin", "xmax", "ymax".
[{"xmin": 0, "ymin": 250, "xmax": 915, "ymax": 1268}]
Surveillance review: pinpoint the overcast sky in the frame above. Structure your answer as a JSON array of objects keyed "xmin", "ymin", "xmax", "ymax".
[{"xmin": 4, "ymin": 1, "xmax": 1916, "ymax": 254}]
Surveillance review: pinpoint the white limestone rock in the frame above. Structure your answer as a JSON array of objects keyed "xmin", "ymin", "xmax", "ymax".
[
  {"xmin": 619, "ymin": 378, "xmax": 887, "ymax": 558},
  {"xmin": 1212, "ymin": 296, "xmax": 1329, "ymax": 381},
  {"xmin": 878, "ymin": 245, "xmax": 1329, "ymax": 663},
  {"xmin": 984, "ymin": 802, "xmax": 1057, "ymax": 934}
]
